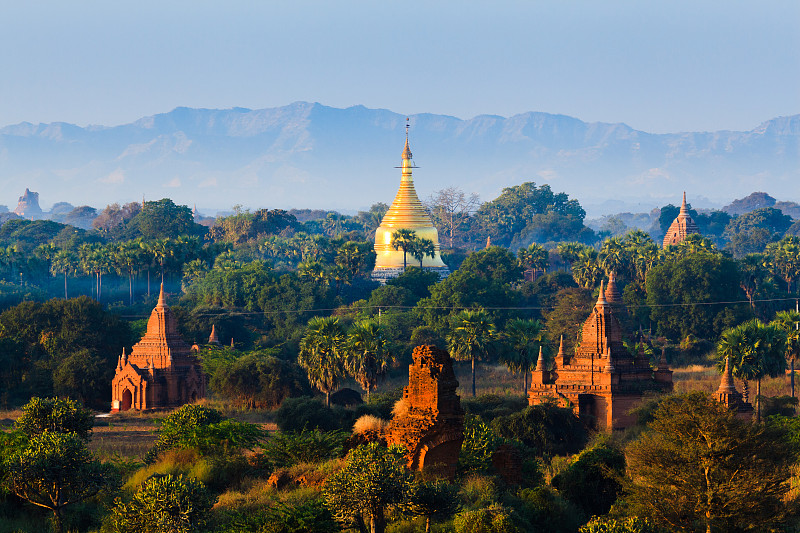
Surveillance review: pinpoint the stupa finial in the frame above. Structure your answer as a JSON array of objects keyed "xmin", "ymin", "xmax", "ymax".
[
  {"xmin": 680, "ymin": 191, "xmax": 689, "ymax": 215},
  {"xmin": 717, "ymin": 356, "xmax": 737, "ymax": 394},
  {"xmin": 402, "ymin": 117, "xmax": 413, "ymax": 162},
  {"xmin": 536, "ymin": 346, "xmax": 545, "ymax": 370},
  {"xmin": 596, "ymin": 280, "xmax": 608, "ymax": 306},
  {"xmin": 157, "ymin": 283, "xmax": 166, "ymax": 308}
]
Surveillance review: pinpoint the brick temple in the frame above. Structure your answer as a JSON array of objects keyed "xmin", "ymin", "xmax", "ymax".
[
  {"xmin": 387, "ymin": 345, "xmax": 464, "ymax": 479},
  {"xmin": 528, "ymin": 281, "xmax": 672, "ymax": 430},
  {"xmin": 716, "ymin": 356, "xmax": 753, "ymax": 418},
  {"xmin": 663, "ymin": 192, "xmax": 700, "ymax": 248},
  {"xmin": 111, "ymin": 284, "xmax": 206, "ymax": 412}
]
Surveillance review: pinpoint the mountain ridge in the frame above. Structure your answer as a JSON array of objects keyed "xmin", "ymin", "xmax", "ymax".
[{"xmin": 0, "ymin": 102, "xmax": 797, "ymax": 214}]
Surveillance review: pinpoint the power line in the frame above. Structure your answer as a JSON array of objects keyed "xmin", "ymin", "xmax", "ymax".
[{"xmin": 118, "ymin": 296, "xmax": 800, "ymax": 319}]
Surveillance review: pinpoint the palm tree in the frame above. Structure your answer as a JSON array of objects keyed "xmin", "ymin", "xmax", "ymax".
[
  {"xmin": 599, "ymin": 237, "xmax": 628, "ymax": 278},
  {"xmin": 518, "ymin": 243, "xmax": 549, "ymax": 280},
  {"xmin": 448, "ymin": 308, "xmax": 496, "ymax": 397},
  {"xmin": 298, "ymin": 316, "xmax": 347, "ymax": 406},
  {"xmin": 571, "ymin": 248, "xmax": 603, "ymax": 289},
  {"xmin": 346, "ymin": 319, "xmax": 393, "ymax": 402},
  {"xmin": 771, "ymin": 310, "xmax": 800, "ymax": 397},
  {"xmin": 391, "ymin": 229, "xmax": 416, "ymax": 270},
  {"xmin": 410, "ymin": 237, "xmax": 436, "ymax": 268},
  {"xmin": 50, "ymin": 250, "xmax": 77, "ymax": 299},
  {"xmin": 765, "ymin": 237, "xmax": 800, "ymax": 294},
  {"xmin": 501, "ymin": 318, "xmax": 545, "ymax": 394},
  {"xmin": 718, "ymin": 319, "xmax": 787, "ymax": 421}
]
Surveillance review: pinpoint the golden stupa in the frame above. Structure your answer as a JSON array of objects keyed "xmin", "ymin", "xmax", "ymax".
[{"xmin": 372, "ymin": 127, "xmax": 448, "ymax": 279}]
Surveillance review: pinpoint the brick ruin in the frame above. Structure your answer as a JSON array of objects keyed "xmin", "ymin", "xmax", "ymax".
[
  {"xmin": 387, "ymin": 345, "xmax": 464, "ymax": 479},
  {"xmin": 111, "ymin": 284, "xmax": 206, "ymax": 411},
  {"xmin": 529, "ymin": 281, "xmax": 673, "ymax": 431}
]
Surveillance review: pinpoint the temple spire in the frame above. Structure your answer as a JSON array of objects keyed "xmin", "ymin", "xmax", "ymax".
[
  {"xmin": 596, "ymin": 281, "xmax": 608, "ymax": 306},
  {"xmin": 157, "ymin": 283, "xmax": 166, "ymax": 308},
  {"xmin": 680, "ymin": 191, "xmax": 688, "ymax": 214},
  {"xmin": 717, "ymin": 356, "xmax": 737, "ymax": 394},
  {"xmin": 536, "ymin": 346, "xmax": 545, "ymax": 371}
]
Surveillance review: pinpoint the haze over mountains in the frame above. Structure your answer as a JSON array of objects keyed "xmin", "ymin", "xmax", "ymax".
[{"xmin": 0, "ymin": 102, "xmax": 797, "ymax": 216}]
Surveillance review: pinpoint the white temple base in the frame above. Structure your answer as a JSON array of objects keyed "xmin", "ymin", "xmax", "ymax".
[{"xmin": 371, "ymin": 266, "xmax": 450, "ymax": 284}]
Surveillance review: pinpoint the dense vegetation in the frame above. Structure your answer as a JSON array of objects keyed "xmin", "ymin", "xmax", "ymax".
[{"xmin": 0, "ymin": 185, "xmax": 799, "ymax": 531}]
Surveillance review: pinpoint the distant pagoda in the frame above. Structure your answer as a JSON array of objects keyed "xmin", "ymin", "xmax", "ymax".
[
  {"xmin": 371, "ymin": 123, "xmax": 449, "ymax": 283},
  {"xmin": 663, "ymin": 192, "xmax": 700, "ymax": 248},
  {"xmin": 111, "ymin": 284, "xmax": 205, "ymax": 411}
]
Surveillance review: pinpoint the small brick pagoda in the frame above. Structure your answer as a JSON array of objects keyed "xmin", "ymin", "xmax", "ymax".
[
  {"xmin": 111, "ymin": 285, "xmax": 206, "ymax": 411},
  {"xmin": 387, "ymin": 345, "xmax": 464, "ymax": 479},
  {"xmin": 663, "ymin": 192, "xmax": 700, "ymax": 248},
  {"xmin": 716, "ymin": 356, "xmax": 753, "ymax": 418},
  {"xmin": 528, "ymin": 282, "xmax": 673, "ymax": 430}
]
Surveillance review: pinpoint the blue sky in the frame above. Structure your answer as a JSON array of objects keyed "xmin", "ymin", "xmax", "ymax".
[{"xmin": 1, "ymin": 1, "xmax": 798, "ymax": 133}]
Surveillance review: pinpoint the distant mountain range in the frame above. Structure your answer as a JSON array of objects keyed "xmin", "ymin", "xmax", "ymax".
[{"xmin": 0, "ymin": 102, "xmax": 797, "ymax": 215}]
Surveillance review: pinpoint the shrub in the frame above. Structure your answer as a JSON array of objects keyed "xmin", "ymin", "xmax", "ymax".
[
  {"xmin": 459, "ymin": 415, "xmax": 501, "ymax": 475},
  {"xmin": 275, "ymin": 397, "xmax": 341, "ymax": 432},
  {"xmin": 462, "ymin": 395, "xmax": 528, "ymax": 423},
  {"xmin": 260, "ymin": 497, "xmax": 339, "ymax": 533},
  {"xmin": 579, "ymin": 516, "xmax": 662, "ymax": 533},
  {"xmin": 15, "ymin": 397, "xmax": 93, "ymax": 440},
  {"xmin": 453, "ymin": 505, "xmax": 517, "ymax": 533},
  {"xmin": 551, "ymin": 441, "xmax": 626, "ymax": 517},
  {"xmin": 261, "ymin": 428, "xmax": 348, "ymax": 468},
  {"xmin": 109, "ymin": 474, "xmax": 216, "ymax": 533},
  {"xmin": 490, "ymin": 403, "xmax": 586, "ymax": 457},
  {"xmin": 514, "ymin": 486, "xmax": 584, "ymax": 533},
  {"xmin": 145, "ymin": 405, "xmax": 262, "ymax": 463},
  {"xmin": 353, "ymin": 414, "xmax": 388, "ymax": 435},
  {"xmin": 210, "ymin": 352, "xmax": 310, "ymax": 409}
]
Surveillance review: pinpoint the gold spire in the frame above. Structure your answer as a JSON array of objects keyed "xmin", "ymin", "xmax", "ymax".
[{"xmin": 373, "ymin": 123, "xmax": 447, "ymax": 270}]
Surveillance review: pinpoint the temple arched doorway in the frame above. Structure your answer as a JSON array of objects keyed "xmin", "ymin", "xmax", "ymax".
[{"xmin": 121, "ymin": 389, "xmax": 133, "ymax": 411}]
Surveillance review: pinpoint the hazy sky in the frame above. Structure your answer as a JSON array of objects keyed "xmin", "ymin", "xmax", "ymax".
[{"xmin": 1, "ymin": 1, "xmax": 798, "ymax": 133}]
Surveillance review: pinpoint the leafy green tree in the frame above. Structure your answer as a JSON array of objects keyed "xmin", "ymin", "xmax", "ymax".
[
  {"xmin": 476, "ymin": 182, "xmax": 588, "ymax": 246},
  {"xmin": 541, "ymin": 287, "xmax": 594, "ymax": 355},
  {"xmin": 400, "ymin": 480, "xmax": 461, "ymax": 533},
  {"xmin": 490, "ymin": 403, "xmax": 587, "ymax": 457},
  {"xmin": 125, "ymin": 198, "xmax": 198, "ymax": 240},
  {"xmin": 416, "ymin": 246, "xmax": 520, "ymax": 332},
  {"xmin": 771, "ymin": 310, "xmax": 800, "ymax": 397},
  {"xmin": 3, "ymin": 431, "xmax": 117, "ymax": 533},
  {"xmin": 717, "ymin": 319, "xmax": 787, "ymax": 421},
  {"xmin": 210, "ymin": 351, "xmax": 310, "ymax": 409},
  {"xmin": 145, "ymin": 404, "xmax": 226, "ymax": 462},
  {"xmin": 458, "ymin": 414, "xmax": 501, "ymax": 475},
  {"xmin": 501, "ymin": 318, "xmax": 546, "ymax": 394},
  {"xmin": 323, "ymin": 443, "xmax": 412, "ymax": 533},
  {"xmin": 626, "ymin": 392, "xmax": 797, "ymax": 533},
  {"xmin": 109, "ymin": 474, "xmax": 215, "ymax": 533},
  {"xmin": 15, "ymin": 396, "xmax": 93, "ymax": 441},
  {"xmin": 723, "ymin": 207, "xmax": 793, "ymax": 258},
  {"xmin": 646, "ymin": 253, "xmax": 747, "ymax": 341},
  {"xmin": 299, "ymin": 316, "xmax": 348, "ymax": 406},
  {"xmin": 391, "ymin": 228, "xmax": 417, "ymax": 269},
  {"xmin": 449, "ymin": 308, "xmax": 496, "ymax": 397},
  {"xmin": 346, "ymin": 319, "xmax": 393, "ymax": 401},
  {"xmin": 52, "ymin": 349, "xmax": 108, "ymax": 408},
  {"xmin": 551, "ymin": 441, "xmax": 626, "ymax": 517}
]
